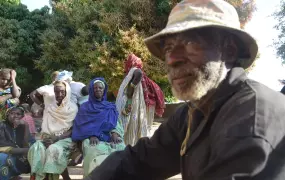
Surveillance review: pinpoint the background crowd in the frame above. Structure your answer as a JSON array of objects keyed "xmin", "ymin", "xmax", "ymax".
[{"xmin": 0, "ymin": 53, "xmax": 165, "ymax": 180}]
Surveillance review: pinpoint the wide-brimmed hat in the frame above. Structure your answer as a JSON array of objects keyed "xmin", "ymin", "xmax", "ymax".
[{"xmin": 144, "ymin": 0, "xmax": 258, "ymax": 69}]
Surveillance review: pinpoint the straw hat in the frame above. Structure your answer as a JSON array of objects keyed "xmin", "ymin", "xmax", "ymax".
[{"xmin": 144, "ymin": 0, "xmax": 258, "ymax": 69}]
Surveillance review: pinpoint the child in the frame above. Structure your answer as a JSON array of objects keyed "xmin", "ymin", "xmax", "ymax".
[{"xmin": 0, "ymin": 69, "xmax": 21, "ymax": 109}]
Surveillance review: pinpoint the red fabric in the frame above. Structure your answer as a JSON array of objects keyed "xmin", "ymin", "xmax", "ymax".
[
  {"xmin": 22, "ymin": 114, "xmax": 36, "ymax": 134},
  {"xmin": 125, "ymin": 54, "xmax": 165, "ymax": 117}
]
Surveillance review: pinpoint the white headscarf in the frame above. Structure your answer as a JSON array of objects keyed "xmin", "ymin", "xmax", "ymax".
[{"xmin": 41, "ymin": 81, "xmax": 78, "ymax": 136}]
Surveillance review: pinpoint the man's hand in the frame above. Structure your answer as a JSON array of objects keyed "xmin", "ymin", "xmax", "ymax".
[
  {"xmin": 89, "ymin": 136, "xmax": 99, "ymax": 146},
  {"xmin": 10, "ymin": 70, "xmax": 16, "ymax": 81},
  {"xmin": 110, "ymin": 133, "xmax": 122, "ymax": 144}
]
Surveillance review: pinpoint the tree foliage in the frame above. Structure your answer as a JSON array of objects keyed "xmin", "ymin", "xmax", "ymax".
[
  {"xmin": 0, "ymin": 0, "xmax": 256, "ymax": 99},
  {"xmin": 274, "ymin": 0, "xmax": 285, "ymax": 63},
  {"xmin": 0, "ymin": 2, "xmax": 50, "ymax": 97},
  {"xmin": 35, "ymin": 0, "xmax": 255, "ymax": 97}
]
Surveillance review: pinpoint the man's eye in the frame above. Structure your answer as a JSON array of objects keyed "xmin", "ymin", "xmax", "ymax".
[{"xmin": 164, "ymin": 46, "xmax": 173, "ymax": 53}]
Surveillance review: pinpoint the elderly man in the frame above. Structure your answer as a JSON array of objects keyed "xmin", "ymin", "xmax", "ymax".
[{"xmin": 84, "ymin": 0, "xmax": 285, "ymax": 180}]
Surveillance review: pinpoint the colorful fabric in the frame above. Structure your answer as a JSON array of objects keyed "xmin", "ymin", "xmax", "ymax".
[
  {"xmin": 124, "ymin": 54, "xmax": 165, "ymax": 117},
  {"xmin": 22, "ymin": 114, "xmax": 36, "ymax": 134},
  {"xmin": 41, "ymin": 81, "xmax": 78, "ymax": 136},
  {"xmin": 72, "ymin": 78, "xmax": 118, "ymax": 142},
  {"xmin": 28, "ymin": 138, "xmax": 72, "ymax": 180},
  {"xmin": 116, "ymin": 68, "xmax": 148, "ymax": 145},
  {"xmin": 0, "ymin": 153, "xmax": 21, "ymax": 180},
  {"xmin": 0, "ymin": 87, "xmax": 18, "ymax": 109},
  {"xmin": 82, "ymin": 120, "xmax": 125, "ymax": 177}
]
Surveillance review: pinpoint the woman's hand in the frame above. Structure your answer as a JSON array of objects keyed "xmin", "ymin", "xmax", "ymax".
[
  {"xmin": 122, "ymin": 98, "xmax": 132, "ymax": 116},
  {"xmin": 122, "ymin": 104, "xmax": 132, "ymax": 116},
  {"xmin": 110, "ymin": 133, "xmax": 122, "ymax": 144},
  {"xmin": 89, "ymin": 136, "xmax": 99, "ymax": 146},
  {"xmin": 42, "ymin": 138, "xmax": 54, "ymax": 148}
]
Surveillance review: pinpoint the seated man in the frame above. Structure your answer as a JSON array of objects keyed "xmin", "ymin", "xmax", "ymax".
[
  {"xmin": 0, "ymin": 106, "xmax": 32, "ymax": 180},
  {"xmin": 28, "ymin": 81, "xmax": 78, "ymax": 180}
]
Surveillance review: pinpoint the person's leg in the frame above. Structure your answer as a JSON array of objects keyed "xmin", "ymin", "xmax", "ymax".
[
  {"xmin": 82, "ymin": 139, "xmax": 112, "ymax": 177},
  {"xmin": 43, "ymin": 138, "xmax": 72, "ymax": 178},
  {"xmin": 60, "ymin": 168, "xmax": 71, "ymax": 180},
  {"xmin": 27, "ymin": 140, "xmax": 47, "ymax": 180}
]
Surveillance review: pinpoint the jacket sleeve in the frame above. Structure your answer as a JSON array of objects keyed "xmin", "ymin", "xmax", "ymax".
[{"xmin": 85, "ymin": 105, "xmax": 188, "ymax": 180}]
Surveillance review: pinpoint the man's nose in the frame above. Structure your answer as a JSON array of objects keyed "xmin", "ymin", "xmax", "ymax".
[{"xmin": 166, "ymin": 45, "xmax": 186, "ymax": 66}]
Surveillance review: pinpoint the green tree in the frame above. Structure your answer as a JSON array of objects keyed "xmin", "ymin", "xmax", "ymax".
[
  {"xmin": 0, "ymin": 2, "xmax": 50, "ymax": 97},
  {"xmin": 274, "ymin": 0, "xmax": 285, "ymax": 63}
]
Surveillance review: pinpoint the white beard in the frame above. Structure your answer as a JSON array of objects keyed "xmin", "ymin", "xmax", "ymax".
[{"xmin": 169, "ymin": 61, "xmax": 227, "ymax": 101}]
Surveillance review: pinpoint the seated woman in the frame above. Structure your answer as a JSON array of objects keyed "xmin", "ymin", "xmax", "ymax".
[
  {"xmin": 72, "ymin": 78, "xmax": 125, "ymax": 177},
  {"xmin": 0, "ymin": 69, "xmax": 21, "ymax": 110},
  {"xmin": 28, "ymin": 81, "xmax": 78, "ymax": 180},
  {"xmin": 0, "ymin": 106, "xmax": 32, "ymax": 180}
]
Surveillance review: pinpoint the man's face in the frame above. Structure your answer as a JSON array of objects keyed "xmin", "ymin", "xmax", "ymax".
[
  {"xmin": 162, "ymin": 30, "xmax": 225, "ymax": 101},
  {"xmin": 54, "ymin": 85, "xmax": 66, "ymax": 104}
]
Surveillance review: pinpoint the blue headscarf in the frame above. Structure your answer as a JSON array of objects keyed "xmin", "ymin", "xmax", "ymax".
[{"xmin": 71, "ymin": 77, "xmax": 118, "ymax": 142}]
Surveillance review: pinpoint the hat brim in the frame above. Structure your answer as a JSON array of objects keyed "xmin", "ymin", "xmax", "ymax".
[{"xmin": 144, "ymin": 22, "xmax": 258, "ymax": 69}]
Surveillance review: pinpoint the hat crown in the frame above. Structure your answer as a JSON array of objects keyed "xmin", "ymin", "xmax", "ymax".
[{"xmin": 167, "ymin": 0, "xmax": 240, "ymax": 29}]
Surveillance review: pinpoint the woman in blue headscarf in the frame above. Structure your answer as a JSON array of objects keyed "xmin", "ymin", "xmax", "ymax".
[{"xmin": 72, "ymin": 77, "xmax": 125, "ymax": 177}]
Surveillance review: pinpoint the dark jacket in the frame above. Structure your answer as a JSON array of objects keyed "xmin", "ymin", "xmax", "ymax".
[
  {"xmin": 0, "ymin": 121, "xmax": 29, "ymax": 148},
  {"xmin": 85, "ymin": 67, "xmax": 285, "ymax": 180}
]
